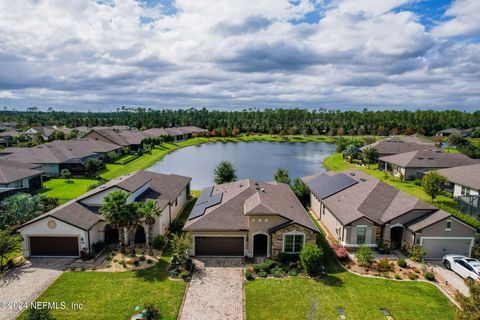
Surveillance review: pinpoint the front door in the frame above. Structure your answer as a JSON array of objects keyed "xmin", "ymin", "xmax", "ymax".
[
  {"xmin": 253, "ymin": 234, "xmax": 268, "ymax": 257},
  {"xmin": 390, "ymin": 226, "xmax": 403, "ymax": 249}
]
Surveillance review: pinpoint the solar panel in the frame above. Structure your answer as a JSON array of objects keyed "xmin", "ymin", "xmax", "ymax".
[
  {"xmin": 307, "ymin": 173, "xmax": 358, "ymax": 200},
  {"xmin": 188, "ymin": 188, "xmax": 223, "ymax": 220}
]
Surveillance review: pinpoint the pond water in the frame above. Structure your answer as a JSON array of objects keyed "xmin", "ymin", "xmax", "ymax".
[{"xmin": 148, "ymin": 141, "xmax": 337, "ymax": 189}]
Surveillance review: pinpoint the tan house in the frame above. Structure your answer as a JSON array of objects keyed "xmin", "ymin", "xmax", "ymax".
[
  {"xmin": 183, "ymin": 179, "xmax": 318, "ymax": 258},
  {"xmin": 17, "ymin": 171, "xmax": 191, "ymax": 257},
  {"xmin": 302, "ymin": 169, "xmax": 477, "ymax": 260}
]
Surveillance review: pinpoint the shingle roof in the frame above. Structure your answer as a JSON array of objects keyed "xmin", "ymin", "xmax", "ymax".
[
  {"xmin": 379, "ymin": 149, "xmax": 479, "ymax": 168},
  {"xmin": 437, "ymin": 163, "xmax": 480, "ymax": 191},
  {"xmin": 92, "ymin": 129, "xmax": 146, "ymax": 146},
  {"xmin": 184, "ymin": 179, "xmax": 317, "ymax": 232},
  {"xmin": 29, "ymin": 126, "xmax": 56, "ymax": 136},
  {"xmin": 0, "ymin": 159, "xmax": 43, "ymax": 184},
  {"xmin": 362, "ymin": 137, "xmax": 437, "ymax": 156},
  {"xmin": 143, "ymin": 126, "xmax": 207, "ymax": 137},
  {"xmin": 302, "ymin": 169, "xmax": 436, "ymax": 225},
  {"xmin": 405, "ymin": 210, "xmax": 451, "ymax": 232}
]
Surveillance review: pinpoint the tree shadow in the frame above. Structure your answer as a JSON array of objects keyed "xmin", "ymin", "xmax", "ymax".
[
  {"xmin": 316, "ymin": 274, "xmax": 344, "ymax": 287},
  {"xmin": 134, "ymin": 258, "xmax": 170, "ymax": 282}
]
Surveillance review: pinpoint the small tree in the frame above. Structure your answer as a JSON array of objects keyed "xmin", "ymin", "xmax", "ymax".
[
  {"xmin": 421, "ymin": 171, "xmax": 448, "ymax": 201},
  {"xmin": 171, "ymin": 233, "xmax": 191, "ymax": 267},
  {"xmin": 84, "ymin": 158, "xmax": 104, "ymax": 178},
  {"xmin": 213, "ymin": 161, "xmax": 237, "ymax": 184},
  {"xmin": 59, "ymin": 168, "xmax": 71, "ymax": 179},
  {"xmin": 343, "ymin": 144, "xmax": 360, "ymax": 162},
  {"xmin": 0, "ymin": 193, "xmax": 46, "ymax": 229},
  {"xmin": 362, "ymin": 147, "xmax": 379, "ymax": 168},
  {"xmin": 299, "ymin": 243, "xmax": 324, "ymax": 276},
  {"xmin": 0, "ymin": 230, "xmax": 19, "ymax": 270},
  {"xmin": 448, "ymin": 133, "xmax": 468, "ymax": 148},
  {"xmin": 455, "ymin": 279, "xmax": 480, "ymax": 320},
  {"xmin": 291, "ymin": 178, "xmax": 310, "ymax": 207},
  {"xmin": 139, "ymin": 200, "xmax": 161, "ymax": 255},
  {"xmin": 274, "ymin": 168, "xmax": 291, "ymax": 185},
  {"xmin": 356, "ymin": 245, "xmax": 373, "ymax": 267}
]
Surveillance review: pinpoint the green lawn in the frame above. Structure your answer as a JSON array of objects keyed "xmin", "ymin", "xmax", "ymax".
[
  {"xmin": 41, "ymin": 178, "xmax": 98, "ymax": 202},
  {"xmin": 18, "ymin": 258, "xmax": 186, "ymax": 320}
]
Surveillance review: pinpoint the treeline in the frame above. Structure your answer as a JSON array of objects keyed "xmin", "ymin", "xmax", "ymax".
[{"xmin": 1, "ymin": 108, "xmax": 480, "ymax": 136}]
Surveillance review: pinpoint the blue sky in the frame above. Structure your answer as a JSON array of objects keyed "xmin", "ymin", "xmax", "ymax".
[{"xmin": 0, "ymin": 0, "xmax": 479, "ymax": 111}]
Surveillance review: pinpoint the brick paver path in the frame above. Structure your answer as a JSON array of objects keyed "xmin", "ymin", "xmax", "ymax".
[
  {"xmin": 0, "ymin": 258, "xmax": 72, "ymax": 320},
  {"xmin": 179, "ymin": 258, "xmax": 243, "ymax": 320}
]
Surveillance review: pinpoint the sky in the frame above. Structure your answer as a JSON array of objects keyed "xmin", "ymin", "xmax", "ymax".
[{"xmin": 0, "ymin": 0, "xmax": 479, "ymax": 112}]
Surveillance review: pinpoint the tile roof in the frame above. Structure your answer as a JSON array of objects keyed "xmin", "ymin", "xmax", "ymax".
[
  {"xmin": 437, "ymin": 163, "xmax": 480, "ymax": 190},
  {"xmin": 184, "ymin": 179, "xmax": 317, "ymax": 232},
  {"xmin": 379, "ymin": 149, "xmax": 479, "ymax": 168}
]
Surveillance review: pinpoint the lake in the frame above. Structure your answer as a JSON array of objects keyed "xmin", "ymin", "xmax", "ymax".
[{"xmin": 148, "ymin": 141, "xmax": 337, "ymax": 189}]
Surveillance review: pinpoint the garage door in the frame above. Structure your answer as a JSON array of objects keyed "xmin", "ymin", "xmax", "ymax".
[
  {"xmin": 195, "ymin": 237, "xmax": 244, "ymax": 256},
  {"xmin": 422, "ymin": 238, "xmax": 472, "ymax": 260},
  {"xmin": 30, "ymin": 236, "xmax": 79, "ymax": 256}
]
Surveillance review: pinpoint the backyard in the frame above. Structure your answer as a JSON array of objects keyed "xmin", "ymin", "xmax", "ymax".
[{"xmin": 41, "ymin": 178, "xmax": 98, "ymax": 203}]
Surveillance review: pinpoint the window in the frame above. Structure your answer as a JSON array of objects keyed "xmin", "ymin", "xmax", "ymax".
[
  {"xmin": 446, "ymin": 220, "xmax": 452, "ymax": 231},
  {"xmin": 283, "ymin": 234, "xmax": 304, "ymax": 253},
  {"xmin": 461, "ymin": 186, "xmax": 471, "ymax": 196},
  {"xmin": 356, "ymin": 226, "xmax": 367, "ymax": 244}
]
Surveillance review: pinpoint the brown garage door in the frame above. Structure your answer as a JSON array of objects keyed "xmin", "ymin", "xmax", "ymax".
[
  {"xmin": 195, "ymin": 237, "xmax": 244, "ymax": 256},
  {"xmin": 30, "ymin": 236, "xmax": 79, "ymax": 256}
]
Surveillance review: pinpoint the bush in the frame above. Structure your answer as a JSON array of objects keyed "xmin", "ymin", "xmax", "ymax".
[
  {"xmin": 133, "ymin": 260, "xmax": 140, "ymax": 267},
  {"xmin": 87, "ymin": 181, "xmax": 103, "ymax": 191},
  {"xmin": 105, "ymin": 256, "xmax": 112, "ymax": 261},
  {"xmin": 271, "ymin": 266, "xmax": 284, "ymax": 278},
  {"xmin": 424, "ymin": 271, "xmax": 435, "ymax": 281},
  {"xmin": 143, "ymin": 303, "xmax": 161, "ymax": 320},
  {"xmin": 27, "ymin": 307, "xmax": 55, "ymax": 320},
  {"xmin": 376, "ymin": 257, "xmax": 393, "ymax": 272},
  {"xmin": 262, "ymin": 259, "xmax": 277, "ymax": 272},
  {"xmin": 138, "ymin": 255, "xmax": 146, "ymax": 261},
  {"xmin": 91, "ymin": 240, "xmax": 105, "ymax": 253},
  {"xmin": 333, "ymin": 245, "xmax": 349, "ymax": 260},
  {"xmin": 299, "ymin": 243, "xmax": 324, "ymax": 276},
  {"xmin": 408, "ymin": 245, "xmax": 426, "ymax": 262},
  {"xmin": 288, "ymin": 269, "xmax": 298, "ymax": 276},
  {"xmin": 146, "ymin": 259, "xmax": 153, "ymax": 264},
  {"xmin": 356, "ymin": 245, "xmax": 373, "ymax": 267},
  {"xmin": 397, "ymin": 258, "xmax": 407, "ymax": 268},
  {"xmin": 277, "ymin": 252, "xmax": 300, "ymax": 264},
  {"xmin": 253, "ymin": 263, "xmax": 263, "ymax": 273},
  {"xmin": 395, "ymin": 274, "xmax": 402, "ymax": 280},
  {"xmin": 119, "ymin": 259, "xmax": 126, "ymax": 268},
  {"xmin": 152, "ymin": 235, "xmax": 166, "ymax": 250},
  {"xmin": 257, "ymin": 271, "xmax": 268, "ymax": 278},
  {"xmin": 245, "ymin": 270, "xmax": 254, "ymax": 281},
  {"xmin": 180, "ymin": 271, "xmax": 191, "ymax": 280},
  {"xmin": 408, "ymin": 272, "xmax": 419, "ymax": 280}
]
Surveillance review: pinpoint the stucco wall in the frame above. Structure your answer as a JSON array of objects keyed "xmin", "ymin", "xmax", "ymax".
[
  {"xmin": 310, "ymin": 193, "xmax": 321, "ymax": 219},
  {"xmin": 453, "ymin": 184, "xmax": 479, "ymax": 197},
  {"xmin": 345, "ymin": 218, "xmax": 376, "ymax": 246},
  {"xmin": 247, "ymin": 215, "xmax": 288, "ymax": 257},
  {"xmin": 170, "ymin": 186, "xmax": 187, "ymax": 221},
  {"xmin": 319, "ymin": 205, "xmax": 344, "ymax": 242},
  {"xmin": 270, "ymin": 224, "xmax": 316, "ymax": 258},
  {"xmin": 419, "ymin": 217, "xmax": 476, "ymax": 238}
]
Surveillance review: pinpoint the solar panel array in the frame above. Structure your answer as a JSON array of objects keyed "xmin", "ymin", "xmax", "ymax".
[
  {"xmin": 307, "ymin": 173, "xmax": 358, "ymax": 200},
  {"xmin": 188, "ymin": 186, "xmax": 224, "ymax": 220}
]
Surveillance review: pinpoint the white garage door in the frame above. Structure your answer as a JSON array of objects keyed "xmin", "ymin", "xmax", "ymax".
[{"xmin": 421, "ymin": 237, "xmax": 473, "ymax": 260}]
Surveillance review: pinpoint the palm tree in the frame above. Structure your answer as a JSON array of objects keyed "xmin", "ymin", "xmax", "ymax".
[
  {"xmin": 101, "ymin": 191, "xmax": 135, "ymax": 253},
  {"xmin": 139, "ymin": 200, "xmax": 161, "ymax": 255}
]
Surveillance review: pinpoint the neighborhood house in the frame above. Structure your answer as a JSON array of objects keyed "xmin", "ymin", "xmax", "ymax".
[
  {"xmin": 17, "ymin": 171, "xmax": 191, "ymax": 257},
  {"xmin": 0, "ymin": 159, "xmax": 43, "ymax": 199}
]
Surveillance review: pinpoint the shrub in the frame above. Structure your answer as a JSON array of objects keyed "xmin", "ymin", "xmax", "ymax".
[
  {"xmin": 299, "ymin": 243, "xmax": 324, "ymax": 276},
  {"xmin": 105, "ymin": 256, "xmax": 112, "ymax": 261},
  {"xmin": 152, "ymin": 235, "xmax": 166, "ymax": 250},
  {"xmin": 376, "ymin": 257, "xmax": 393, "ymax": 272},
  {"xmin": 133, "ymin": 260, "xmax": 140, "ymax": 267},
  {"xmin": 356, "ymin": 245, "xmax": 373, "ymax": 267},
  {"xmin": 146, "ymin": 259, "xmax": 153, "ymax": 264},
  {"xmin": 138, "ymin": 255, "xmax": 146, "ymax": 261},
  {"xmin": 180, "ymin": 271, "xmax": 191, "ymax": 280},
  {"xmin": 271, "ymin": 266, "xmax": 284, "ymax": 278},
  {"xmin": 143, "ymin": 303, "xmax": 161, "ymax": 320},
  {"xmin": 119, "ymin": 259, "xmax": 126, "ymax": 267},
  {"xmin": 106, "ymin": 264, "xmax": 111, "ymax": 268},
  {"xmin": 257, "ymin": 271, "xmax": 268, "ymax": 278},
  {"xmin": 333, "ymin": 245, "xmax": 349, "ymax": 260},
  {"xmin": 288, "ymin": 269, "xmax": 298, "ymax": 276},
  {"xmin": 253, "ymin": 263, "xmax": 263, "ymax": 273},
  {"xmin": 277, "ymin": 252, "xmax": 300, "ymax": 264},
  {"xmin": 245, "ymin": 270, "xmax": 254, "ymax": 281},
  {"xmin": 408, "ymin": 272, "xmax": 419, "ymax": 280},
  {"xmin": 424, "ymin": 271, "xmax": 435, "ymax": 281},
  {"xmin": 87, "ymin": 181, "xmax": 103, "ymax": 191},
  {"xmin": 382, "ymin": 272, "xmax": 390, "ymax": 278},
  {"xmin": 397, "ymin": 258, "xmax": 407, "ymax": 268},
  {"xmin": 262, "ymin": 259, "xmax": 277, "ymax": 272},
  {"xmin": 27, "ymin": 307, "xmax": 55, "ymax": 320},
  {"xmin": 408, "ymin": 245, "xmax": 426, "ymax": 262},
  {"xmin": 91, "ymin": 240, "xmax": 105, "ymax": 253},
  {"xmin": 395, "ymin": 274, "xmax": 402, "ymax": 280}
]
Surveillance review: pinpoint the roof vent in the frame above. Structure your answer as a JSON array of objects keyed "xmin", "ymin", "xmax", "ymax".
[
  {"xmin": 427, "ymin": 157, "xmax": 434, "ymax": 160},
  {"xmin": 239, "ymin": 184, "xmax": 243, "ymax": 187},
  {"xmin": 360, "ymin": 178, "xmax": 367, "ymax": 182},
  {"xmin": 349, "ymin": 173, "xmax": 355, "ymax": 176},
  {"xmin": 260, "ymin": 188, "xmax": 265, "ymax": 192},
  {"xmin": 418, "ymin": 157, "xmax": 424, "ymax": 160}
]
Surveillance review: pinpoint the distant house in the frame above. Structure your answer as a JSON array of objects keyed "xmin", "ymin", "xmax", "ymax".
[
  {"xmin": 74, "ymin": 125, "xmax": 131, "ymax": 136},
  {"xmin": 0, "ymin": 130, "xmax": 27, "ymax": 147},
  {"xmin": 83, "ymin": 128, "xmax": 145, "ymax": 150},
  {"xmin": 0, "ymin": 159, "xmax": 43, "ymax": 199},
  {"xmin": 0, "ymin": 138, "xmax": 121, "ymax": 176},
  {"xmin": 183, "ymin": 179, "xmax": 318, "ymax": 258},
  {"xmin": 361, "ymin": 136, "xmax": 437, "ymax": 157},
  {"xmin": 25, "ymin": 126, "xmax": 57, "ymax": 141},
  {"xmin": 143, "ymin": 126, "xmax": 207, "ymax": 141},
  {"xmin": 438, "ymin": 164, "xmax": 480, "ymax": 198},
  {"xmin": 302, "ymin": 169, "xmax": 477, "ymax": 259},
  {"xmin": 378, "ymin": 149, "xmax": 479, "ymax": 180},
  {"xmin": 17, "ymin": 171, "xmax": 191, "ymax": 257},
  {"xmin": 436, "ymin": 128, "xmax": 470, "ymax": 137}
]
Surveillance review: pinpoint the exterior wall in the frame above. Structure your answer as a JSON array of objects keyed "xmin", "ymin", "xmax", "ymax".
[
  {"xmin": 247, "ymin": 215, "xmax": 288, "ymax": 257},
  {"xmin": 80, "ymin": 187, "xmax": 122, "ymax": 206},
  {"xmin": 270, "ymin": 224, "xmax": 316, "ymax": 258},
  {"xmin": 187, "ymin": 231, "xmax": 248, "ymax": 256},
  {"xmin": 418, "ymin": 217, "xmax": 476, "ymax": 239},
  {"xmin": 453, "ymin": 183, "xmax": 479, "ymax": 198},
  {"xmin": 153, "ymin": 206, "xmax": 170, "ymax": 237},
  {"xmin": 128, "ymin": 183, "xmax": 151, "ymax": 203},
  {"xmin": 310, "ymin": 193, "xmax": 321, "ymax": 219},
  {"xmin": 319, "ymin": 204, "xmax": 344, "ymax": 242},
  {"xmin": 345, "ymin": 218, "xmax": 376, "ymax": 247},
  {"xmin": 18, "ymin": 217, "xmax": 87, "ymax": 257},
  {"xmin": 403, "ymin": 228, "xmax": 415, "ymax": 246},
  {"xmin": 89, "ymin": 221, "xmax": 107, "ymax": 246},
  {"xmin": 170, "ymin": 186, "xmax": 188, "ymax": 221}
]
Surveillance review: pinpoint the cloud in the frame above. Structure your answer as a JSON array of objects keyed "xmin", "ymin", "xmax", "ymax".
[{"xmin": 0, "ymin": 0, "xmax": 478, "ymax": 110}]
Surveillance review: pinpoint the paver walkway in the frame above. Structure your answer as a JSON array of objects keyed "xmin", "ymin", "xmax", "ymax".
[
  {"xmin": 179, "ymin": 258, "xmax": 243, "ymax": 320},
  {"xmin": 0, "ymin": 258, "xmax": 72, "ymax": 320}
]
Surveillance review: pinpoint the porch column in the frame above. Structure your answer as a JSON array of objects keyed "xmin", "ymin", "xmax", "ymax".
[{"xmin": 383, "ymin": 224, "xmax": 391, "ymax": 242}]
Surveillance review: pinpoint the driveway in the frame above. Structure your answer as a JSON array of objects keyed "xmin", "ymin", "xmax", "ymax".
[
  {"xmin": 0, "ymin": 258, "xmax": 72, "ymax": 320},
  {"xmin": 179, "ymin": 258, "xmax": 244, "ymax": 320},
  {"xmin": 429, "ymin": 261, "xmax": 469, "ymax": 296}
]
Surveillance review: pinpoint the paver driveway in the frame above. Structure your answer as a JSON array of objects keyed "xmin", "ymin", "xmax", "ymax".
[
  {"xmin": 0, "ymin": 258, "xmax": 72, "ymax": 320},
  {"xmin": 179, "ymin": 258, "xmax": 244, "ymax": 320}
]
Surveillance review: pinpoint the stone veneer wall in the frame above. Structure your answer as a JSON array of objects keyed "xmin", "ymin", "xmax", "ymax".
[{"xmin": 271, "ymin": 224, "xmax": 317, "ymax": 258}]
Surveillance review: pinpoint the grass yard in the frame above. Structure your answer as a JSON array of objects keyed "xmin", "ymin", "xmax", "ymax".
[
  {"xmin": 18, "ymin": 258, "xmax": 186, "ymax": 320},
  {"xmin": 323, "ymin": 152, "xmax": 480, "ymax": 228},
  {"xmin": 41, "ymin": 178, "xmax": 98, "ymax": 202}
]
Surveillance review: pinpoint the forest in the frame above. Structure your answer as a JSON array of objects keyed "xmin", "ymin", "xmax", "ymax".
[{"xmin": 1, "ymin": 108, "xmax": 480, "ymax": 136}]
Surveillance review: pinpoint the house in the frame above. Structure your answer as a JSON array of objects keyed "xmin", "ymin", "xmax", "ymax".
[
  {"xmin": 0, "ymin": 159, "xmax": 43, "ymax": 199},
  {"xmin": 302, "ymin": 169, "xmax": 477, "ymax": 259},
  {"xmin": 143, "ymin": 126, "xmax": 207, "ymax": 141},
  {"xmin": 17, "ymin": 171, "xmax": 191, "ymax": 257},
  {"xmin": 361, "ymin": 136, "xmax": 437, "ymax": 157},
  {"xmin": 0, "ymin": 130, "xmax": 27, "ymax": 147},
  {"xmin": 0, "ymin": 121, "xmax": 20, "ymax": 130},
  {"xmin": 436, "ymin": 128, "xmax": 470, "ymax": 137},
  {"xmin": 83, "ymin": 128, "xmax": 145, "ymax": 150},
  {"xmin": 0, "ymin": 138, "xmax": 121, "ymax": 176},
  {"xmin": 74, "ymin": 125, "xmax": 132, "ymax": 136},
  {"xmin": 378, "ymin": 149, "xmax": 479, "ymax": 180},
  {"xmin": 25, "ymin": 126, "xmax": 56, "ymax": 141},
  {"xmin": 183, "ymin": 179, "xmax": 318, "ymax": 258}
]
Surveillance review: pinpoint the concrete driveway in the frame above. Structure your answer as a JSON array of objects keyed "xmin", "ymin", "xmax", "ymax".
[
  {"xmin": 429, "ymin": 261, "xmax": 469, "ymax": 296},
  {"xmin": 0, "ymin": 258, "xmax": 72, "ymax": 320},
  {"xmin": 179, "ymin": 258, "xmax": 244, "ymax": 320}
]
